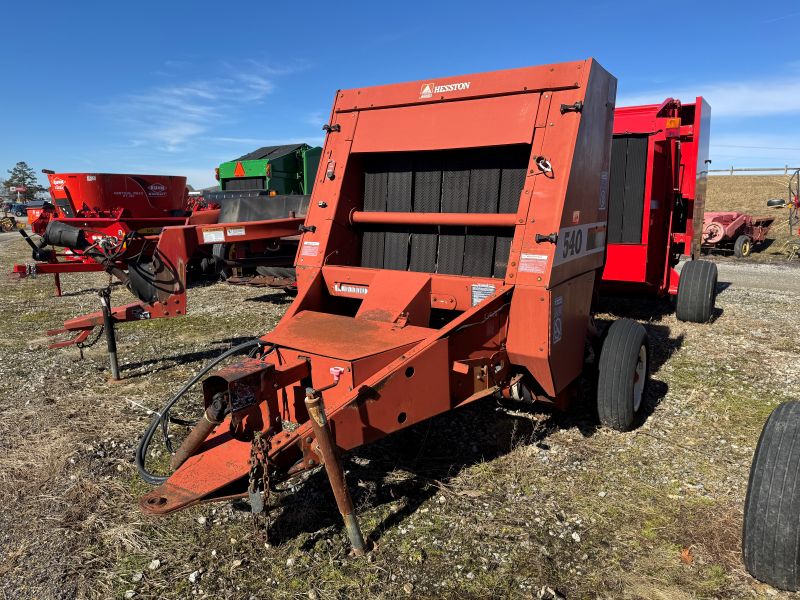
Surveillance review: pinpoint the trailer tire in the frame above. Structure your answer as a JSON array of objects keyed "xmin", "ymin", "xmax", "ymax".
[
  {"xmin": 734, "ymin": 235, "xmax": 752, "ymax": 258},
  {"xmin": 767, "ymin": 198, "xmax": 786, "ymax": 207},
  {"xmin": 597, "ymin": 319, "xmax": 649, "ymax": 432},
  {"xmin": 675, "ymin": 260, "xmax": 717, "ymax": 323},
  {"xmin": 743, "ymin": 401, "xmax": 800, "ymax": 591},
  {"xmin": 212, "ymin": 243, "xmax": 233, "ymax": 280}
]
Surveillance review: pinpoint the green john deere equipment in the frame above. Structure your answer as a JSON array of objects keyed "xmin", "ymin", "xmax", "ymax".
[{"xmin": 204, "ymin": 144, "xmax": 322, "ymax": 285}]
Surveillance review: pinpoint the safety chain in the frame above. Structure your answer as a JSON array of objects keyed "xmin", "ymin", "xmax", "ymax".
[{"xmin": 248, "ymin": 431, "xmax": 272, "ymax": 539}]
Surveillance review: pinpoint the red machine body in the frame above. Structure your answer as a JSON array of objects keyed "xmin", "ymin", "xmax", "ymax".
[
  {"xmin": 14, "ymin": 172, "xmax": 190, "ymax": 295},
  {"xmin": 139, "ymin": 59, "xmax": 622, "ymax": 522},
  {"xmin": 601, "ymin": 98, "xmax": 710, "ymax": 296},
  {"xmin": 45, "ymin": 172, "xmax": 188, "ymax": 222},
  {"xmin": 45, "ymin": 208, "xmax": 305, "ymax": 348}
]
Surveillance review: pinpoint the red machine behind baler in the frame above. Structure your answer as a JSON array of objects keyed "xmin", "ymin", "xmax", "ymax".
[
  {"xmin": 601, "ymin": 98, "xmax": 719, "ymax": 323},
  {"xmin": 37, "ymin": 195, "xmax": 309, "ymax": 378},
  {"xmin": 14, "ymin": 172, "xmax": 191, "ymax": 296},
  {"xmin": 134, "ymin": 60, "xmax": 663, "ymax": 555}
]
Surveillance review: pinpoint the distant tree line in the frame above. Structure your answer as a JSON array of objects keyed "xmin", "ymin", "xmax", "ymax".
[{"xmin": 1, "ymin": 161, "xmax": 46, "ymax": 202}]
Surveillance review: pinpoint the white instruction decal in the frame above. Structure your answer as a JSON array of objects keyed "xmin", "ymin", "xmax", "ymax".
[
  {"xmin": 226, "ymin": 226, "xmax": 246, "ymax": 237},
  {"xmin": 553, "ymin": 222, "xmax": 606, "ymax": 267},
  {"xmin": 471, "ymin": 283, "xmax": 495, "ymax": 306},
  {"xmin": 519, "ymin": 253, "xmax": 549, "ymax": 274},
  {"xmin": 202, "ymin": 228, "xmax": 225, "ymax": 244},
  {"xmin": 552, "ymin": 296, "xmax": 563, "ymax": 344},
  {"xmin": 301, "ymin": 241, "xmax": 320, "ymax": 257}
]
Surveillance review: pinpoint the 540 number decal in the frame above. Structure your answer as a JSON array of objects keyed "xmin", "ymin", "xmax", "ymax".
[{"xmin": 552, "ymin": 222, "xmax": 606, "ymax": 266}]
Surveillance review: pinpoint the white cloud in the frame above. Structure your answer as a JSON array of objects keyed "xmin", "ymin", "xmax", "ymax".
[
  {"xmin": 97, "ymin": 63, "xmax": 285, "ymax": 152},
  {"xmin": 618, "ymin": 76, "xmax": 800, "ymax": 118}
]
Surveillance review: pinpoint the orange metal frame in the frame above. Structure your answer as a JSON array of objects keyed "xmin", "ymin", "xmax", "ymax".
[
  {"xmin": 140, "ymin": 59, "xmax": 618, "ymax": 515},
  {"xmin": 46, "ymin": 215, "xmax": 304, "ymax": 347}
]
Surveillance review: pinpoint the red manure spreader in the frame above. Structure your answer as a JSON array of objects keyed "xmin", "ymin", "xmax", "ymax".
[
  {"xmin": 13, "ymin": 172, "xmax": 191, "ymax": 296},
  {"xmin": 134, "ymin": 59, "xmax": 670, "ymax": 554},
  {"xmin": 37, "ymin": 195, "xmax": 308, "ymax": 379}
]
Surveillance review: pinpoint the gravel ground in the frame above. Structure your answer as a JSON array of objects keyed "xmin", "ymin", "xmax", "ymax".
[{"xmin": 1, "ymin": 231, "xmax": 799, "ymax": 599}]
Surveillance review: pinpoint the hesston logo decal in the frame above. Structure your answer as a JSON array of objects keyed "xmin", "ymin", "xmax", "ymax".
[{"xmin": 419, "ymin": 81, "xmax": 471, "ymax": 99}]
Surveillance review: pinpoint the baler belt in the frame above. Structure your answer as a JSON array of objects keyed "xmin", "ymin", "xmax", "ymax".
[
  {"xmin": 437, "ymin": 155, "xmax": 471, "ymax": 275},
  {"xmin": 493, "ymin": 166, "xmax": 527, "ymax": 277},
  {"xmin": 359, "ymin": 147, "xmax": 528, "ymax": 277},
  {"xmin": 409, "ymin": 156, "xmax": 442, "ymax": 273},
  {"xmin": 608, "ymin": 135, "xmax": 647, "ymax": 244},
  {"xmin": 362, "ymin": 165, "xmax": 388, "ymax": 268},
  {"xmin": 384, "ymin": 155, "xmax": 414, "ymax": 271}
]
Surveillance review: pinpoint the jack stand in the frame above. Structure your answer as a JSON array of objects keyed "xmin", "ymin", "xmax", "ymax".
[
  {"xmin": 305, "ymin": 382, "xmax": 366, "ymax": 556},
  {"xmin": 99, "ymin": 287, "xmax": 120, "ymax": 380}
]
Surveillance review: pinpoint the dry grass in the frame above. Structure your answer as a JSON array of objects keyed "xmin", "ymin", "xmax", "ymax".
[{"xmin": 0, "ymin": 228, "xmax": 798, "ymax": 599}]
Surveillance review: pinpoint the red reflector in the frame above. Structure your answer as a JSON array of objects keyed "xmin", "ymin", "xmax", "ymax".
[{"xmin": 234, "ymin": 161, "xmax": 245, "ymax": 177}]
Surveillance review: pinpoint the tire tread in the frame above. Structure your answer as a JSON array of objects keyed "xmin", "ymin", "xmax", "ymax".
[{"xmin": 743, "ymin": 401, "xmax": 800, "ymax": 591}]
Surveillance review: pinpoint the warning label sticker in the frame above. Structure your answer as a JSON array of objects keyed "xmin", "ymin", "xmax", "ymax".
[
  {"xmin": 519, "ymin": 253, "xmax": 549, "ymax": 274},
  {"xmin": 301, "ymin": 241, "xmax": 320, "ymax": 257},
  {"xmin": 471, "ymin": 283, "xmax": 495, "ymax": 306},
  {"xmin": 202, "ymin": 228, "xmax": 225, "ymax": 244},
  {"xmin": 552, "ymin": 295, "xmax": 563, "ymax": 344},
  {"xmin": 226, "ymin": 226, "xmax": 246, "ymax": 237}
]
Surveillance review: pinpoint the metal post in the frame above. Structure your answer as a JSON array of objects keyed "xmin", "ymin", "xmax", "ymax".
[
  {"xmin": 99, "ymin": 287, "xmax": 120, "ymax": 380},
  {"xmin": 304, "ymin": 390, "xmax": 366, "ymax": 555},
  {"xmin": 53, "ymin": 273, "xmax": 62, "ymax": 297}
]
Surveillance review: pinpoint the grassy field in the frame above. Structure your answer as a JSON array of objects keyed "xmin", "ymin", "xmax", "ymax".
[
  {"xmin": 0, "ymin": 211, "xmax": 799, "ymax": 598},
  {"xmin": 706, "ymin": 174, "xmax": 797, "ymax": 259}
]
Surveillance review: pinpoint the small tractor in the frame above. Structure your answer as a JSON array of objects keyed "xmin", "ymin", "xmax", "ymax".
[{"xmin": 133, "ymin": 59, "xmax": 700, "ymax": 556}]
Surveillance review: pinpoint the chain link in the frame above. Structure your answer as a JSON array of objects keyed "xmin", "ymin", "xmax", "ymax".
[{"xmin": 248, "ymin": 430, "xmax": 272, "ymax": 539}]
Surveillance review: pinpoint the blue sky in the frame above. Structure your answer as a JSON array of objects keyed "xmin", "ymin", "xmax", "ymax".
[{"xmin": 2, "ymin": 1, "xmax": 799, "ymax": 189}]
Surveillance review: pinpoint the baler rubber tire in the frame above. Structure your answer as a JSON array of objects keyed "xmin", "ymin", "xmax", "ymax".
[
  {"xmin": 767, "ymin": 198, "xmax": 786, "ymax": 207},
  {"xmin": 734, "ymin": 235, "xmax": 752, "ymax": 258},
  {"xmin": 743, "ymin": 401, "xmax": 800, "ymax": 591},
  {"xmin": 675, "ymin": 260, "xmax": 718, "ymax": 323},
  {"xmin": 597, "ymin": 319, "xmax": 649, "ymax": 432}
]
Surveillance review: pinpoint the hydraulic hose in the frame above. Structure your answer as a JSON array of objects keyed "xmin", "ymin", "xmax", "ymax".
[{"xmin": 135, "ymin": 338, "xmax": 266, "ymax": 485}]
